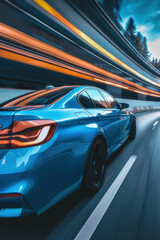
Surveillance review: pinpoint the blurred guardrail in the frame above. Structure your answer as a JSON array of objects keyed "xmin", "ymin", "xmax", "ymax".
[{"xmin": 0, "ymin": 88, "xmax": 159, "ymax": 114}]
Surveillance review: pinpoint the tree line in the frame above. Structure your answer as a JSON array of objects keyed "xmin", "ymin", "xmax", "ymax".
[
  {"xmin": 150, "ymin": 58, "xmax": 160, "ymax": 71},
  {"xmin": 124, "ymin": 18, "xmax": 149, "ymax": 60},
  {"xmin": 98, "ymin": 0, "xmax": 160, "ymax": 71},
  {"xmin": 124, "ymin": 17, "xmax": 160, "ymax": 70}
]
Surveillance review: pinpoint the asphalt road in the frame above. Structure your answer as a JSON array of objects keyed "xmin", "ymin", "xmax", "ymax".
[{"xmin": 0, "ymin": 111, "xmax": 160, "ymax": 240}]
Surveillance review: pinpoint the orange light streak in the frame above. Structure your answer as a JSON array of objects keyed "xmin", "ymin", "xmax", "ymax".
[
  {"xmin": 0, "ymin": 49, "xmax": 94, "ymax": 81},
  {"xmin": 33, "ymin": 0, "xmax": 160, "ymax": 87},
  {"xmin": 1, "ymin": 47, "xmax": 160, "ymax": 98},
  {"xmin": 1, "ymin": 44, "xmax": 135, "ymax": 91},
  {"xmin": 1, "ymin": 23, "xmax": 159, "ymax": 94}
]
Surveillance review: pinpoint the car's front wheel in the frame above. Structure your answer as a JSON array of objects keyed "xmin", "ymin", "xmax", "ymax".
[
  {"xmin": 129, "ymin": 118, "xmax": 136, "ymax": 140},
  {"xmin": 82, "ymin": 138, "xmax": 107, "ymax": 194}
]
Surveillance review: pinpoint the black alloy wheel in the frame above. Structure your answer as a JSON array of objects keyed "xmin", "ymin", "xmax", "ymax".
[
  {"xmin": 130, "ymin": 118, "xmax": 136, "ymax": 140},
  {"xmin": 83, "ymin": 138, "xmax": 107, "ymax": 194}
]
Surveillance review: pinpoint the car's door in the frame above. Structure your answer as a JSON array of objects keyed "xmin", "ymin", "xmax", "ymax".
[
  {"xmin": 117, "ymin": 109, "xmax": 131, "ymax": 140},
  {"xmin": 84, "ymin": 88, "xmax": 120, "ymax": 151},
  {"xmin": 100, "ymin": 90, "xmax": 130, "ymax": 142}
]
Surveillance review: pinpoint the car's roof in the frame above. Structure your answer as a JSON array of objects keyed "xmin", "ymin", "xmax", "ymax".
[
  {"xmin": 45, "ymin": 85, "xmax": 96, "ymax": 93},
  {"xmin": 42, "ymin": 85, "xmax": 90, "ymax": 92},
  {"xmin": 50, "ymin": 85, "xmax": 87, "ymax": 90},
  {"xmin": 57, "ymin": 85, "xmax": 99, "ymax": 91}
]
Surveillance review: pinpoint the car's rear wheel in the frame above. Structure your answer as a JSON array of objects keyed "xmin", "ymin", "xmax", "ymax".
[
  {"xmin": 130, "ymin": 118, "xmax": 136, "ymax": 140},
  {"xmin": 82, "ymin": 138, "xmax": 107, "ymax": 194}
]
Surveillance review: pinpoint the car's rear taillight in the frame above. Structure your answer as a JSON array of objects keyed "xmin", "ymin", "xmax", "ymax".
[
  {"xmin": 0, "ymin": 120, "xmax": 56, "ymax": 148},
  {"xmin": 0, "ymin": 128, "xmax": 11, "ymax": 147}
]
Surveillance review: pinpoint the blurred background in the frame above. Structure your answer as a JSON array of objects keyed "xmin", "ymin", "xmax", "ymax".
[{"xmin": 0, "ymin": 0, "xmax": 160, "ymax": 101}]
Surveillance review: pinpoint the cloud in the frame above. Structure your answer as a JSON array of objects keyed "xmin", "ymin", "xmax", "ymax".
[
  {"xmin": 139, "ymin": 26, "xmax": 145, "ymax": 32},
  {"xmin": 148, "ymin": 39, "xmax": 160, "ymax": 59},
  {"xmin": 136, "ymin": 23, "xmax": 155, "ymax": 40}
]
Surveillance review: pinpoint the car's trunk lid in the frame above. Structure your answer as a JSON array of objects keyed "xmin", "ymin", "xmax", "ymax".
[
  {"xmin": 0, "ymin": 105, "xmax": 47, "ymax": 130},
  {"xmin": 0, "ymin": 110, "xmax": 15, "ymax": 130}
]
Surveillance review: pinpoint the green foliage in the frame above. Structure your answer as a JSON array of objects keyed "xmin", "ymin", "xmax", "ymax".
[
  {"xmin": 151, "ymin": 58, "xmax": 160, "ymax": 70},
  {"xmin": 126, "ymin": 17, "xmax": 136, "ymax": 36},
  {"xmin": 124, "ymin": 17, "xmax": 151, "ymax": 62}
]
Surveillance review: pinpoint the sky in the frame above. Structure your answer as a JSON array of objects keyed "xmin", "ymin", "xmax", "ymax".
[{"xmin": 120, "ymin": 0, "xmax": 160, "ymax": 60}]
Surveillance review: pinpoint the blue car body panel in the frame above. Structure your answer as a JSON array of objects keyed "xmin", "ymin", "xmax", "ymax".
[{"xmin": 0, "ymin": 86, "xmax": 134, "ymax": 217}]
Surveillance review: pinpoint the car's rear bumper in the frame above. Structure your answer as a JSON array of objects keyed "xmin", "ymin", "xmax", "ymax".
[
  {"xmin": 0, "ymin": 195, "xmax": 34, "ymax": 218},
  {"xmin": 0, "ymin": 194, "xmax": 34, "ymax": 217}
]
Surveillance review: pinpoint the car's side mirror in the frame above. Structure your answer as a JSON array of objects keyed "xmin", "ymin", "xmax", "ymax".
[{"xmin": 119, "ymin": 103, "xmax": 129, "ymax": 109}]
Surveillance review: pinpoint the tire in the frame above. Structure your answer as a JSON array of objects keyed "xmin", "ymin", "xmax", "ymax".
[
  {"xmin": 129, "ymin": 118, "xmax": 136, "ymax": 140},
  {"xmin": 82, "ymin": 138, "xmax": 107, "ymax": 194}
]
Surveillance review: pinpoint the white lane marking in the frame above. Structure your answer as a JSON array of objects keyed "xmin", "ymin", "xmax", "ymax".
[
  {"xmin": 152, "ymin": 121, "xmax": 159, "ymax": 130},
  {"xmin": 75, "ymin": 155, "xmax": 137, "ymax": 240}
]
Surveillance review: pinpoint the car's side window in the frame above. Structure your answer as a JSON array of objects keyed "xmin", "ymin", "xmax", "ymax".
[
  {"xmin": 101, "ymin": 91, "xmax": 120, "ymax": 109},
  {"xmin": 86, "ymin": 89, "xmax": 108, "ymax": 109},
  {"xmin": 79, "ymin": 91, "xmax": 95, "ymax": 109}
]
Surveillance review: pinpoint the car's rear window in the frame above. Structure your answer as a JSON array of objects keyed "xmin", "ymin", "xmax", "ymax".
[{"xmin": 2, "ymin": 88, "xmax": 73, "ymax": 107}]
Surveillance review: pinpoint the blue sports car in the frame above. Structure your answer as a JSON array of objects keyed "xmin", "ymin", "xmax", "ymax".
[{"xmin": 0, "ymin": 85, "xmax": 136, "ymax": 217}]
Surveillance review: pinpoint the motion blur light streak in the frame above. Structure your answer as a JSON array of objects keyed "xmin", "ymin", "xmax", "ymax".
[
  {"xmin": 1, "ymin": 47, "xmax": 160, "ymax": 97},
  {"xmin": 1, "ymin": 23, "xmax": 148, "ymax": 90},
  {"xmin": 0, "ymin": 48, "xmax": 129, "ymax": 91},
  {"xmin": 94, "ymin": 79, "xmax": 129, "ymax": 89},
  {"xmin": 0, "ymin": 48, "xmax": 158, "ymax": 97},
  {"xmin": 1, "ymin": 43, "xmax": 139, "ymax": 92},
  {"xmin": 2, "ymin": 43, "xmax": 127, "ymax": 91},
  {"xmin": 0, "ymin": 49, "xmax": 94, "ymax": 81},
  {"xmin": 33, "ymin": 0, "xmax": 160, "ymax": 87},
  {"xmin": 1, "ymin": 23, "xmax": 160, "ymax": 97}
]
